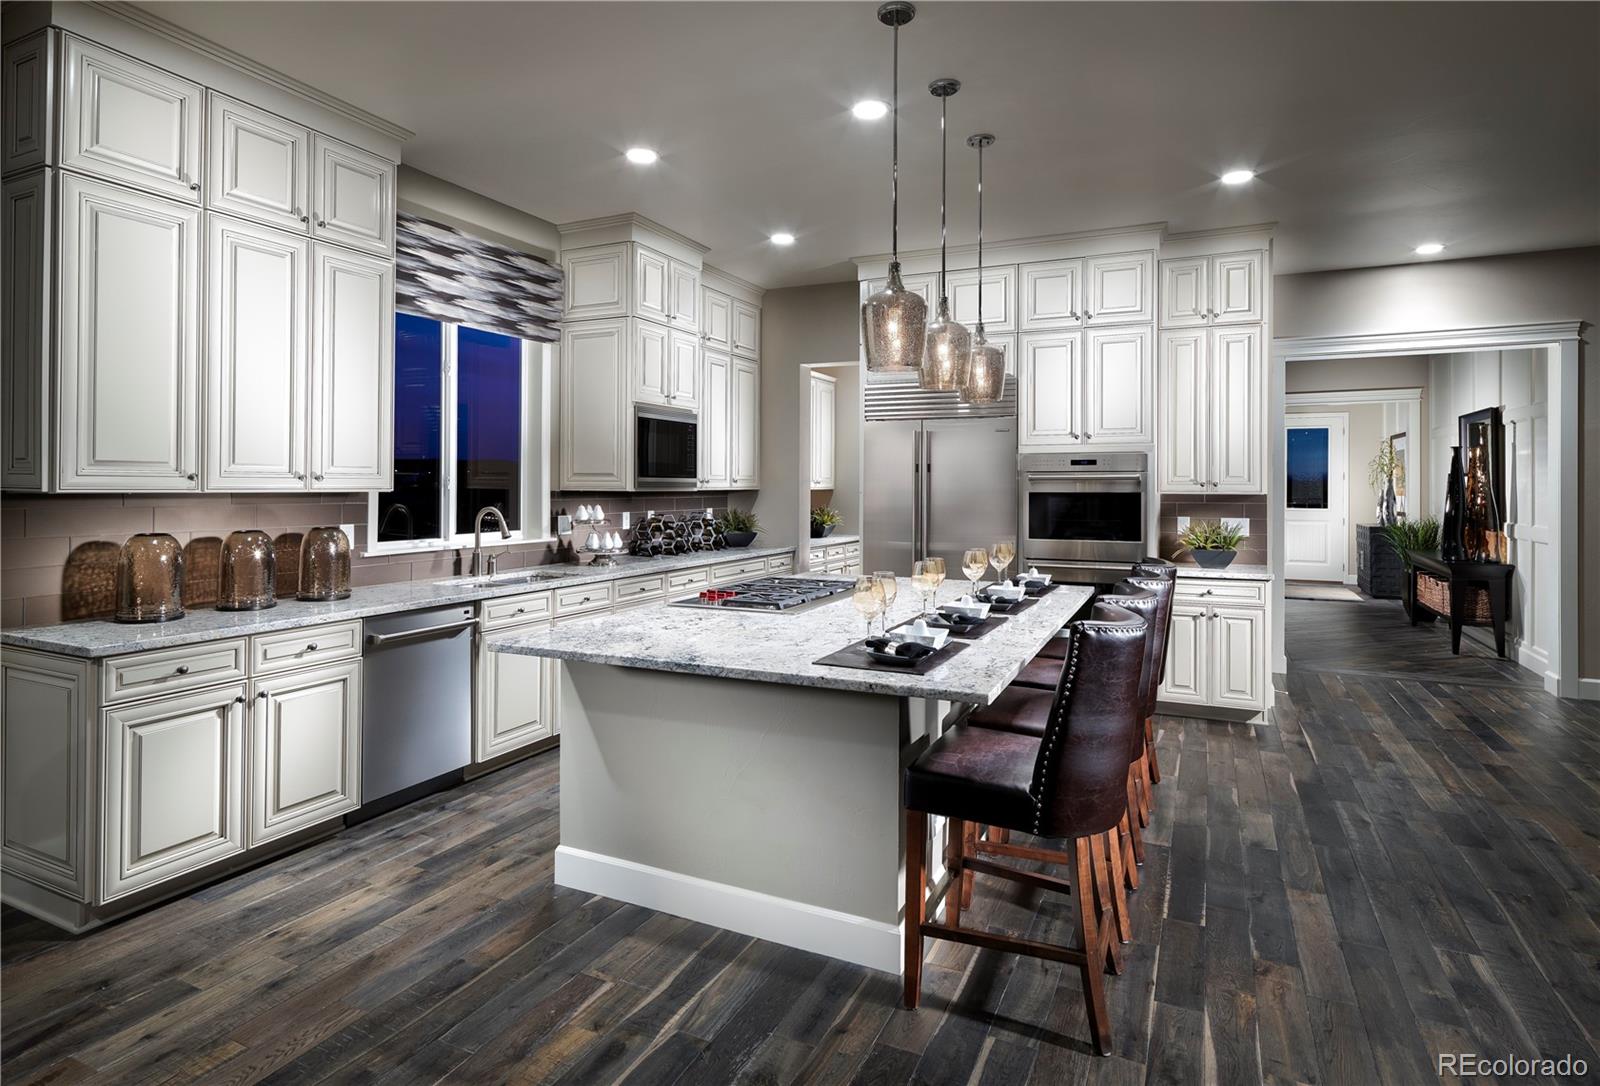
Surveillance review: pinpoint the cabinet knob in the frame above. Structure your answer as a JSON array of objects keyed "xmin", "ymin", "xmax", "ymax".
[
  {"xmin": 258, "ymin": 690, "xmax": 269, "ymax": 699},
  {"xmin": 317, "ymin": 218, "xmax": 326, "ymax": 227},
  {"xmin": 313, "ymin": 473, "xmax": 325, "ymax": 482},
  {"xmin": 1083, "ymin": 310, "xmax": 1093, "ymax": 320},
  {"xmin": 1083, "ymin": 432, "xmax": 1092, "ymax": 440},
  {"xmin": 175, "ymin": 665, "xmax": 190, "ymax": 675},
  {"xmin": 189, "ymin": 180, "xmax": 200, "ymax": 192},
  {"xmin": 305, "ymin": 642, "xmax": 319, "ymax": 651},
  {"xmin": 186, "ymin": 473, "xmax": 198, "ymax": 482},
  {"xmin": 515, "ymin": 607, "xmax": 526, "ymax": 614},
  {"xmin": 300, "ymin": 215, "xmax": 310, "ymax": 224},
  {"xmin": 234, "ymin": 695, "xmax": 245, "ymax": 704}
]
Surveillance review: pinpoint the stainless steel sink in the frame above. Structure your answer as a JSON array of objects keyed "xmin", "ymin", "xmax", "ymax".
[{"xmin": 434, "ymin": 569, "xmax": 575, "ymax": 588}]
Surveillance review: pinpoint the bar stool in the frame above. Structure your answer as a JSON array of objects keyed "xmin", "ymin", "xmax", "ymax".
[
  {"xmin": 902, "ymin": 602, "xmax": 1148, "ymax": 1056},
  {"xmin": 1129, "ymin": 560, "xmax": 1177, "ymax": 787}
]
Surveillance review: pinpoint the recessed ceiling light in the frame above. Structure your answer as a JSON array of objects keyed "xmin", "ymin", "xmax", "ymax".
[
  {"xmin": 1220, "ymin": 168, "xmax": 1255, "ymax": 185},
  {"xmin": 625, "ymin": 147, "xmax": 658, "ymax": 165},
  {"xmin": 1414, "ymin": 242, "xmax": 1445, "ymax": 256},
  {"xmin": 770, "ymin": 232, "xmax": 796, "ymax": 246},
  {"xmin": 852, "ymin": 99, "xmax": 889, "ymax": 120}
]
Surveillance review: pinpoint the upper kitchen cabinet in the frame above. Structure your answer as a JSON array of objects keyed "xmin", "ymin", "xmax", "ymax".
[
  {"xmin": 309, "ymin": 244, "xmax": 393, "ymax": 490},
  {"xmin": 1084, "ymin": 251, "xmax": 1153, "ymax": 325},
  {"xmin": 1019, "ymin": 260, "xmax": 1083, "ymax": 329},
  {"xmin": 1017, "ymin": 331, "xmax": 1080, "ymax": 446},
  {"xmin": 668, "ymin": 258, "xmax": 700, "ymax": 332},
  {"xmin": 310, "ymin": 134, "xmax": 394, "ymax": 256},
  {"xmin": 627, "ymin": 319, "xmax": 697, "ymax": 411},
  {"xmin": 634, "ymin": 244, "xmax": 671, "ymax": 323},
  {"xmin": 699, "ymin": 348, "xmax": 732, "ymax": 489},
  {"xmin": 731, "ymin": 356, "xmax": 760, "ymax": 488},
  {"xmin": 946, "ymin": 266, "xmax": 1016, "ymax": 333},
  {"xmin": 207, "ymin": 93, "xmax": 310, "ymax": 233},
  {"xmin": 730, "ymin": 299, "xmax": 760, "ymax": 357},
  {"xmin": 3, "ymin": 30, "xmax": 54, "ymax": 175},
  {"xmin": 702, "ymin": 286, "xmax": 732, "ymax": 352},
  {"xmin": 1159, "ymin": 250, "xmax": 1264, "ymax": 326},
  {"xmin": 809, "ymin": 371, "xmax": 836, "ymax": 490},
  {"xmin": 59, "ymin": 36, "xmax": 203, "ymax": 203},
  {"xmin": 1018, "ymin": 327, "xmax": 1150, "ymax": 449},
  {"xmin": 563, "ymin": 246, "xmax": 629, "ymax": 320},
  {"xmin": 558, "ymin": 318, "xmax": 630, "ymax": 490}
]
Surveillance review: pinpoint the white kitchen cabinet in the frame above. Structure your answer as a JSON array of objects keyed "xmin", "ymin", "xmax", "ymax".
[
  {"xmin": 669, "ymin": 329, "xmax": 700, "ymax": 409},
  {"xmin": 1158, "ymin": 603, "xmax": 1207, "ymax": 705},
  {"xmin": 310, "ymin": 134, "xmax": 393, "ymax": 256},
  {"xmin": 57, "ymin": 173, "xmax": 201, "ymax": 491},
  {"xmin": 1084, "ymin": 251, "xmax": 1153, "ymax": 325},
  {"xmin": 248, "ymin": 660, "xmax": 360, "ymax": 846},
  {"xmin": 731, "ymin": 355, "xmax": 761, "ymax": 488},
  {"xmin": 1158, "ymin": 257, "xmax": 1209, "ymax": 327},
  {"xmin": 559, "ymin": 318, "xmax": 630, "ymax": 489},
  {"xmin": 669, "ymin": 259, "xmax": 700, "ymax": 332},
  {"xmin": 946, "ymin": 266, "xmax": 1017, "ymax": 334},
  {"xmin": 1, "ymin": 650, "xmax": 90, "ymax": 900},
  {"xmin": 310, "ymin": 243, "xmax": 393, "ymax": 490},
  {"xmin": 1158, "ymin": 329, "xmax": 1208, "ymax": 492},
  {"xmin": 2, "ymin": 171, "xmax": 49, "ymax": 490},
  {"xmin": 634, "ymin": 245, "xmax": 671, "ymax": 324},
  {"xmin": 477, "ymin": 621, "xmax": 555, "ymax": 762},
  {"xmin": 1209, "ymin": 607, "xmax": 1265, "ymax": 709},
  {"xmin": 1081, "ymin": 327, "xmax": 1151, "ymax": 444},
  {"xmin": 1019, "ymin": 259, "xmax": 1083, "ymax": 329},
  {"xmin": 1158, "ymin": 325, "xmax": 1263, "ymax": 493},
  {"xmin": 207, "ymin": 93, "xmax": 310, "ymax": 233},
  {"xmin": 100, "ymin": 683, "xmax": 247, "ymax": 901},
  {"xmin": 1158, "ymin": 579, "xmax": 1269, "ymax": 715},
  {"xmin": 205, "ymin": 214, "xmax": 309, "ymax": 490},
  {"xmin": 563, "ymin": 246, "xmax": 629, "ymax": 320},
  {"xmin": 1159, "ymin": 251, "xmax": 1263, "ymax": 326},
  {"xmin": 3, "ymin": 30, "xmax": 53, "ymax": 175},
  {"xmin": 731, "ymin": 299, "xmax": 761, "ymax": 357},
  {"xmin": 702, "ymin": 287, "xmax": 732, "ymax": 352},
  {"xmin": 809, "ymin": 371, "xmax": 836, "ymax": 490},
  {"xmin": 1018, "ymin": 331, "xmax": 1080, "ymax": 446},
  {"xmin": 699, "ymin": 348, "xmax": 732, "ymax": 488},
  {"xmin": 60, "ymin": 35, "xmax": 203, "ymax": 203},
  {"xmin": 631, "ymin": 318, "xmax": 671, "ymax": 406}
]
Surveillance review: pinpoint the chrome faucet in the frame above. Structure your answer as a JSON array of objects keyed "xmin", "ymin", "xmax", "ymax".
[{"xmin": 471, "ymin": 506, "xmax": 511, "ymax": 575}]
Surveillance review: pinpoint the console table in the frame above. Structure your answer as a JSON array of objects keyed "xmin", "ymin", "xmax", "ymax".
[{"xmin": 1406, "ymin": 551, "xmax": 1515, "ymax": 657}]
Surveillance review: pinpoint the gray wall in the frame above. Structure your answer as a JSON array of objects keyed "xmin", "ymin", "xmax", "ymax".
[
  {"xmin": 1284, "ymin": 355, "xmax": 1430, "ymax": 393},
  {"xmin": 398, "ymin": 165, "xmax": 561, "ymax": 259}
]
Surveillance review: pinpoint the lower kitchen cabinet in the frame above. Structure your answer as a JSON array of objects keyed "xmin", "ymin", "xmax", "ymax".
[
  {"xmin": 101, "ymin": 682, "xmax": 247, "ymax": 901},
  {"xmin": 1157, "ymin": 577, "xmax": 1270, "ymax": 716},
  {"xmin": 248, "ymin": 660, "xmax": 361, "ymax": 846},
  {"xmin": 477, "ymin": 626, "xmax": 556, "ymax": 762}
]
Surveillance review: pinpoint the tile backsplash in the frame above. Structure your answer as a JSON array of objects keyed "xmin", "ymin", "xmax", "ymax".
[
  {"xmin": 2, "ymin": 490, "xmax": 754, "ymax": 627},
  {"xmin": 1157, "ymin": 493, "xmax": 1269, "ymax": 567}
]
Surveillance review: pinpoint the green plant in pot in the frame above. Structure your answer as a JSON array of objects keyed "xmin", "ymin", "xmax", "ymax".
[
  {"xmin": 719, "ymin": 508, "xmax": 761, "ymax": 548},
  {"xmin": 1380, "ymin": 515, "xmax": 1440, "ymax": 622},
  {"xmin": 810, "ymin": 506, "xmax": 841, "ymax": 539},
  {"xmin": 1176, "ymin": 519, "xmax": 1246, "ymax": 569}
]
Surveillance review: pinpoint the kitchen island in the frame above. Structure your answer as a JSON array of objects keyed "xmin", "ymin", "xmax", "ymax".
[{"xmin": 489, "ymin": 579, "xmax": 1092, "ymax": 971}]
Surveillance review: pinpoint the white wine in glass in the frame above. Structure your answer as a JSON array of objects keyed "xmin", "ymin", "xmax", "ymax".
[
  {"xmin": 990, "ymin": 540, "xmax": 1016, "ymax": 583},
  {"xmin": 962, "ymin": 548, "xmax": 989, "ymax": 595},
  {"xmin": 852, "ymin": 576, "xmax": 884, "ymax": 642},
  {"xmin": 872, "ymin": 571, "xmax": 898, "ymax": 635}
]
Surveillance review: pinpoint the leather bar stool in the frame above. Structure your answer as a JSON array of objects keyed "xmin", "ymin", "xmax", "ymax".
[
  {"xmin": 902, "ymin": 602, "xmax": 1148, "ymax": 1056},
  {"xmin": 1129, "ymin": 560, "xmax": 1177, "ymax": 787}
]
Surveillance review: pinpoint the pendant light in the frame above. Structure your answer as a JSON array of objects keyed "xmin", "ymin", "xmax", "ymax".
[
  {"xmin": 861, "ymin": 1, "xmax": 927, "ymax": 374},
  {"xmin": 960, "ymin": 133, "xmax": 1004, "ymax": 404},
  {"xmin": 919, "ymin": 77, "xmax": 971, "ymax": 391}
]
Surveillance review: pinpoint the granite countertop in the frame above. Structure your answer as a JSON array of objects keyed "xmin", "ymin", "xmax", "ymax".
[
  {"xmin": 489, "ymin": 580, "xmax": 1094, "ymax": 705},
  {"xmin": 808, "ymin": 533, "xmax": 861, "ymax": 547},
  {"xmin": 1171, "ymin": 563, "xmax": 1273, "ymax": 581},
  {"xmin": 0, "ymin": 545, "xmax": 799, "ymax": 659}
]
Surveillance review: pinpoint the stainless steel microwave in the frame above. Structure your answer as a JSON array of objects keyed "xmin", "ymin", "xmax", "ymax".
[{"xmin": 636, "ymin": 408, "xmax": 699, "ymax": 487}]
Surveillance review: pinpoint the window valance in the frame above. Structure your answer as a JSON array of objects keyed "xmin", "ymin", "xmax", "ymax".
[{"xmin": 395, "ymin": 211, "xmax": 563, "ymax": 343}]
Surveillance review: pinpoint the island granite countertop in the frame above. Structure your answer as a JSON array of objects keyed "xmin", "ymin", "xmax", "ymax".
[
  {"xmin": 0, "ymin": 545, "xmax": 799, "ymax": 659},
  {"xmin": 490, "ymin": 579, "xmax": 1094, "ymax": 705}
]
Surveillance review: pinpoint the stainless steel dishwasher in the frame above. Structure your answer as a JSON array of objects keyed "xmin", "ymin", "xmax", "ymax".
[{"xmin": 359, "ymin": 604, "xmax": 475, "ymax": 817}]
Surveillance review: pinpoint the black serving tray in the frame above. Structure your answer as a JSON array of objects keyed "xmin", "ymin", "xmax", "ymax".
[{"xmin": 814, "ymin": 638, "xmax": 969, "ymax": 675}]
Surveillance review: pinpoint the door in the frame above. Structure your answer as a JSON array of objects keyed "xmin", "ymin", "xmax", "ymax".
[
  {"xmin": 731, "ymin": 300, "xmax": 761, "ymax": 357},
  {"xmin": 810, "ymin": 373, "xmax": 836, "ymax": 488},
  {"xmin": 207, "ymin": 93, "xmax": 310, "ymax": 232},
  {"xmin": 924, "ymin": 419, "xmax": 1018, "ymax": 578},
  {"xmin": 700, "ymin": 348, "xmax": 731, "ymax": 488},
  {"xmin": 1284, "ymin": 413, "xmax": 1348, "ymax": 582},
  {"xmin": 669, "ymin": 329, "xmax": 699, "ymax": 409},
  {"xmin": 1158, "ymin": 604, "xmax": 1208, "ymax": 704},
  {"xmin": 560, "ymin": 319, "xmax": 629, "ymax": 489},
  {"xmin": 631, "ymin": 319, "xmax": 670, "ymax": 405},
  {"xmin": 1159, "ymin": 257, "xmax": 1208, "ymax": 327},
  {"xmin": 946, "ymin": 266, "xmax": 1016, "ymax": 333},
  {"xmin": 1082, "ymin": 327, "xmax": 1151, "ymax": 444},
  {"xmin": 60, "ymin": 36, "xmax": 203, "ymax": 202},
  {"xmin": 702, "ymin": 288, "xmax": 732, "ymax": 352},
  {"xmin": 310, "ymin": 134, "xmax": 394, "ymax": 256},
  {"xmin": 634, "ymin": 245, "xmax": 670, "ymax": 324},
  {"xmin": 57, "ymin": 174, "xmax": 200, "ymax": 491},
  {"xmin": 668, "ymin": 259, "xmax": 699, "ymax": 332},
  {"xmin": 1084, "ymin": 252, "xmax": 1152, "ymax": 325},
  {"xmin": 1210, "ymin": 326, "xmax": 1264, "ymax": 491},
  {"xmin": 731, "ymin": 356, "xmax": 760, "ymax": 488},
  {"xmin": 1211, "ymin": 252, "xmax": 1264, "ymax": 324},
  {"xmin": 1019, "ymin": 259, "xmax": 1082, "ymax": 329},
  {"xmin": 1158, "ymin": 329, "xmax": 1207, "ymax": 492},
  {"xmin": 310, "ymin": 243, "xmax": 393, "ymax": 490},
  {"xmin": 1210, "ymin": 607, "xmax": 1264, "ymax": 709},
  {"xmin": 477, "ymin": 627, "xmax": 553, "ymax": 761},
  {"xmin": 249, "ymin": 660, "xmax": 360, "ymax": 845},
  {"xmin": 1018, "ymin": 331, "xmax": 1080, "ymax": 445},
  {"xmin": 101, "ymin": 683, "xmax": 247, "ymax": 901},
  {"xmin": 206, "ymin": 214, "xmax": 309, "ymax": 490},
  {"xmin": 862, "ymin": 419, "xmax": 919, "ymax": 574}
]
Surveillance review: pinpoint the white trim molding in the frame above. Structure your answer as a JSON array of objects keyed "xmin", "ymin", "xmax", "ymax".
[
  {"xmin": 1285, "ymin": 387, "xmax": 1423, "ymax": 407},
  {"xmin": 1274, "ymin": 321, "xmax": 1585, "ymax": 361}
]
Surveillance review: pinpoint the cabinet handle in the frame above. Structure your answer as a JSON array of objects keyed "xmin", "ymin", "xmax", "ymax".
[
  {"xmin": 1083, "ymin": 432, "xmax": 1092, "ymax": 440},
  {"xmin": 515, "ymin": 607, "xmax": 526, "ymax": 614},
  {"xmin": 300, "ymin": 214, "xmax": 310, "ymax": 224},
  {"xmin": 188, "ymin": 179, "xmax": 200, "ymax": 192},
  {"xmin": 316, "ymin": 218, "xmax": 326, "ymax": 227},
  {"xmin": 305, "ymin": 642, "xmax": 319, "ymax": 651},
  {"xmin": 294, "ymin": 472, "xmax": 306, "ymax": 481},
  {"xmin": 1083, "ymin": 310, "xmax": 1093, "ymax": 320},
  {"xmin": 174, "ymin": 665, "xmax": 190, "ymax": 675},
  {"xmin": 313, "ymin": 473, "xmax": 325, "ymax": 482},
  {"xmin": 1201, "ymin": 589, "xmax": 1213, "ymax": 596},
  {"xmin": 234, "ymin": 695, "xmax": 245, "ymax": 704},
  {"xmin": 186, "ymin": 473, "xmax": 198, "ymax": 482},
  {"xmin": 258, "ymin": 690, "xmax": 269, "ymax": 699}
]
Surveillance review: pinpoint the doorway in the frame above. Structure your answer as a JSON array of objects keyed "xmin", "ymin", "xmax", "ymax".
[{"xmin": 1282, "ymin": 413, "xmax": 1347, "ymax": 582}]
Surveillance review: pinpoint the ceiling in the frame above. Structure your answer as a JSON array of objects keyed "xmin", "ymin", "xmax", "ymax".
[{"xmin": 138, "ymin": 1, "xmax": 1599, "ymax": 289}]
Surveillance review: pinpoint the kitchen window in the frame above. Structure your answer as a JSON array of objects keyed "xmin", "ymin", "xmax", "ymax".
[{"xmin": 367, "ymin": 313, "xmax": 552, "ymax": 554}]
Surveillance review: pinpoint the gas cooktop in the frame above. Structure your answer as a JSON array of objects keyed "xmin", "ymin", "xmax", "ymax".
[{"xmin": 670, "ymin": 575, "xmax": 857, "ymax": 612}]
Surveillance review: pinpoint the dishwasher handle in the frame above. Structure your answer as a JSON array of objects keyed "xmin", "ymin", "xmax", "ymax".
[{"xmin": 365, "ymin": 617, "xmax": 476, "ymax": 648}]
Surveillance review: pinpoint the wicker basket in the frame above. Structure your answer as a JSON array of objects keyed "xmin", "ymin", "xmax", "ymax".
[{"xmin": 1417, "ymin": 573, "xmax": 1493, "ymax": 623}]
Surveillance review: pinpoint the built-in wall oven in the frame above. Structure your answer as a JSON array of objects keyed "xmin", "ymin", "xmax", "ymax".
[
  {"xmin": 1019, "ymin": 452, "xmax": 1148, "ymax": 584},
  {"xmin": 636, "ymin": 408, "xmax": 699, "ymax": 487}
]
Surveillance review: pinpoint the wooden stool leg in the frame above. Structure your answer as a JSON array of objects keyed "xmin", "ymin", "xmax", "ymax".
[
  {"xmin": 1145, "ymin": 716, "xmax": 1162, "ymax": 784},
  {"xmin": 1103, "ymin": 826, "xmax": 1133, "ymax": 947},
  {"xmin": 946, "ymin": 817, "xmax": 965, "ymax": 930},
  {"xmin": 1119, "ymin": 811, "xmax": 1140, "ymax": 890},
  {"xmin": 961, "ymin": 821, "xmax": 977, "ymax": 909},
  {"xmin": 1135, "ymin": 757, "xmax": 1151, "ymax": 827},
  {"xmin": 904, "ymin": 809, "xmax": 927, "ymax": 1010},
  {"xmin": 1073, "ymin": 837, "xmax": 1114, "ymax": 1056},
  {"xmin": 1126, "ymin": 773, "xmax": 1146, "ymax": 865}
]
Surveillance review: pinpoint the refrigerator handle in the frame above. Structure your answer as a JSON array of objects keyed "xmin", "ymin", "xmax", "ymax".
[
  {"xmin": 912, "ymin": 428, "xmax": 923, "ymax": 558},
  {"xmin": 920, "ymin": 429, "xmax": 931, "ymax": 561}
]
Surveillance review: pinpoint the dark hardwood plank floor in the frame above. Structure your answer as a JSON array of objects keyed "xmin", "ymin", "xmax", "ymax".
[{"xmin": 5, "ymin": 596, "xmax": 1598, "ymax": 1084}]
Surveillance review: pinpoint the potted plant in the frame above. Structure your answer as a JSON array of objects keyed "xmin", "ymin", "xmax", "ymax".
[
  {"xmin": 1176, "ymin": 519, "xmax": 1246, "ymax": 569},
  {"xmin": 1368, "ymin": 440, "xmax": 1404, "ymax": 525},
  {"xmin": 1380, "ymin": 515, "xmax": 1440, "ymax": 622},
  {"xmin": 719, "ymin": 508, "xmax": 761, "ymax": 548},
  {"xmin": 810, "ymin": 507, "xmax": 841, "ymax": 539}
]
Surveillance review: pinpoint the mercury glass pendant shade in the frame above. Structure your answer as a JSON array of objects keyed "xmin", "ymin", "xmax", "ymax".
[
  {"xmin": 862, "ymin": 263, "xmax": 928, "ymax": 373},
  {"xmin": 920, "ymin": 298, "xmax": 972, "ymax": 390},
  {"xmin": 961, "ymin": 328, "xmax": 1006, "ymax": 403}
]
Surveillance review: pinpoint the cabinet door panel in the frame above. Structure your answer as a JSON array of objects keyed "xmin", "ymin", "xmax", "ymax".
[
  {"xmin": 810, "ymin": 374, "xmax": 836, "ymax": 488},
  {"xmin": 1212, "ymin": 252, "xmax": 1264, "ymax": 324},
  {"xmin": 101, "ymin": 684, "xmax": 245, "ymax": 901},
  {"xmin": 60, "ymin": 36, "xmax": 202, "ymax": 202},
  {"xmin": 700, "ymin": 349, "xmax": 731, "ymax": 487},
  {"xmin": 702, "ymin": 288, "xmax": 732, "ymax": 351},
  {"xmin": 1210, "ymin": 607, "xmax": 1264, "ymax": 709},
  {"xmin": 634, "ymin": 246, "xmax": 670, "ymax": 324},
  {"xmin": 310, "ymin": 244, "xmax": 393, "ymax": 489},
  {"xmin": 668, "ymin": 259, "xmax": 699, "ymax": 332},
  {"xmin": 1159, "ymin": 257, "xmax": 1208, "ymax": 327},
  {"xmin": 1018, "ymin": 332, "xmax": 1079, "ymax": 445},
  {"xmin": 208, "ymin": 94, "xmax": 310, "ymax": 232},
  {"xmin": 1082, "ymin": 327, "xmax": 1150, "ymax": 444},
  {"xmin": 564, "ymin": 246, "xmax": 628, "ymax": 320},
  {"xmin": 1085, "ymin": 252, "xmax": 1153, "ymax": 325},
  {"xmin": 1019, "ymin": 260, "xmax": 1082, "ymax": 329},
  {"xmin": 58, "ymin": 175, "xmax": 200, "ymax": 490},
  {"xmin": 2, "ymin": 172, "xmax": 49, "ymax": 489},
  {"xmin": 1157, "ymin": 605, "xmax": 1207, "ymax": 704},
  {"xmin": 946, "ymin": 267, "xmax": 1016, "ymax": 334},
  {"xmin": 478, "ymin": 629, "xmax": 552, "ymax": 761},
  {"xmin": 311, "ymin": 135, "xmax": 394, "ymax": 255},
  {"xmin": 731, "ymin": 355, "xmax": 760, "ymax": 488},
  {"xmin": 3, "ymin": 31, "xmax": 53, "ymax": 174},
  {"xmin": 206, "ymin": 215, "xmax": 308, "ymax": 490},
  {"xmin": 669, "ymin": 329, "xmax": 699, "ymax": 409},
  {"xmin": 731, "ymin": 300, "xmax": 761, "ymax": 357},
  {"xmin": 631, "ymin": 319, "xmax": 670, "ymax": 405},
  {"xmin": 1210, "ymin": 326, "xmax": 1263, "ymax": 492},
  {"xmin": 1158, "ymin": 329, "xmax": 1207, "ymax": 492},
  {"xmin": 249, "ymin": 661, "xmax": 360, "ymax": 844},
  {"xmin": 559, "ymin": 319, "xmax": 629, "ymax": 489}
]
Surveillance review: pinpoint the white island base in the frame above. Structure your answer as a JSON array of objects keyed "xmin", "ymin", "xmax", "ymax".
[{"xmin": 553, "ymin": 661, "xmax": 954, "ymax": 973}]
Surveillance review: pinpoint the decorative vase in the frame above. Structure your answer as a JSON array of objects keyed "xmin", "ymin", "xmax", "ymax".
[
  {"xmin": 810, "ymin": 523, "xmax": 835, "ymax": 539},
  {"xmin": 1463, "ymin": 445, "xmax": 1502, "ymax": 562},
  {"xmin": 297, "ymin": 527, "xmax": 351, "ymax": 601},
  {"xmin": 1441, "ymin": 446, "xmax": 1467, "ymax": 561},
  {"xmin": 1382, "ymin": 476, "xmax": 1397, "ymax": 526},
  {"xmin": 724, "ymin": 531, "xmax": 757, "ymax": 548},
  {"xmin": 114, "ymin": 533, "xmax": 185, "ymax": 623},
  {"xmin": 1190, "ymin": 548, "xmax": 1237, "ymax": 570},
  {"xmin": 217, "ymin": 529, "xmax": 277, "ymax": 611}
]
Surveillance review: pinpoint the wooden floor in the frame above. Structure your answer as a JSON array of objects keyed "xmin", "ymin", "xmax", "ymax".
[{"xmin": 5, "ymin": 596, "xmax": 1599, "ymax": 1085}]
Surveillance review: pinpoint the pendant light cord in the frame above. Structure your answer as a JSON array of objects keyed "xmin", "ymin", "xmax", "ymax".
[
  {"xmin": 890, "ymin": 22, "xmax": 899, "ymax": 263},
  {"xmin": 939, "ymin": 93, "xmax": 948, "ymax": 300},
  {"xmin": 975, "ymin": 139, "xmax": 983, "ymax": 332}
]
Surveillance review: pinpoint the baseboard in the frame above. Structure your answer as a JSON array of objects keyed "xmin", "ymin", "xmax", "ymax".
[
  {"xmin": 1570, "ymin": 677, "xmax": 1600, "ymax": 701},
  {"xmin": 555, "ymin": 845, "xmax": 902, "ymax": 973}
]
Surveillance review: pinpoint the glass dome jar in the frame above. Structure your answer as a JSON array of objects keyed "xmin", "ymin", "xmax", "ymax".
[
  {"xmin": 114, "ymin": 533, "xmax": 185, "ymax": 623},
  {"xmin": 218, "ymin": 529, "xmax": 277, "ymax": 611},
  {"xmin": 297, "ymin": 527, "xmax": 351, "ymax": 601}
]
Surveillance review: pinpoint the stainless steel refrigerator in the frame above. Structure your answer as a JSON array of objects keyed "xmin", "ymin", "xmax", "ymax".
[{"xmin": 863, "ymin": 413, "xmax": 1017, "ymax": 576}]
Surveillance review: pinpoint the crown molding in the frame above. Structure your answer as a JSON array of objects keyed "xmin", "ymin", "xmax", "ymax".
[
  {"xmin": 853, "ymin": 221, "xmax": 1170, "ymax": 271},
  {"xmin": 702, "ymin": 263, "xmax": 766, "ymax": 301},
  {"xmin": 557, "ymin": 213, "xmax": 711, "ymax": 256},
  {"xmin": 1274, "ymin": 321, "xmax": 1587, "ymax": 361},
  {"xmin": 1286, "ymin": 387, "xmax": 1422, "ymax": 406}
]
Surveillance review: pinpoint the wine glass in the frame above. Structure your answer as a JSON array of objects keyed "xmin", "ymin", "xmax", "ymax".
[
  {"xmin": 872, "ymin": 571, "xmax": 898, "ymax": 635},
  {"xmin": 853, "ymin": 576, "xmax": 885, "ymax": 642},
  {"xmin": 990, "ymin": 541, "xmax": 1016, "ymax": 584},
  {"xmin": 912, "ymin": 561, "xmax": 940, "ymax": 616},
  {"xmin": 962, "ymin": 548, "xmax": 989, "ymax": 596}
]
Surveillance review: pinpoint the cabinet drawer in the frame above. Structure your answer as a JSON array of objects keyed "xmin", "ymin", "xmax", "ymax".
[
  {"xmin": 555, "ymin": 581, "xmax": 613, "ymax": 617},
  {"xmin": 712, "ymin": 557, "xmax": 769, "ymax": 585},
  {"xmin": 668, "ymin": 567, "xmax": 711, "ymax": 594},
  {"xmin": 251, "ymin": 620, "xmax": 361, "ymax": 676},
  {"xmin": 766, "ymin": 553, "xmax": 795, "ymax": 575},
  {"xmin": 615, "ymin": 572, "xmax": 667, "ymax": 608},
  {"xmin": 481, "ymin": 591, "xmax": 553, "ymax": 631},
  {"xmin": 1174, "ymin": 578, "xmax": 1266, "ymax": 607},
  {"xmin": 103, "ymin": 640, "xmax": 248, "ymax": 705}
]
